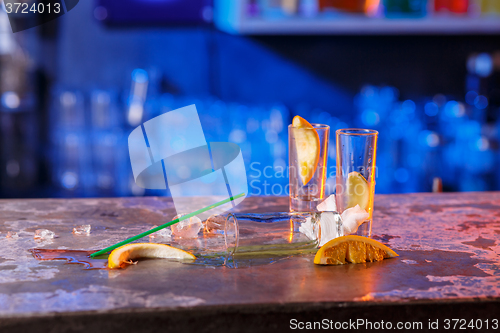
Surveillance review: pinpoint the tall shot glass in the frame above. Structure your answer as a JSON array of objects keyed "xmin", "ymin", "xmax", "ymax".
[
  {"xmin": 336, "ymin": 129, "xmax": 378, "ymax": 237},
  {"xmin": 288, "ymin": 124, "xmax": 330, "ymax": 212}
]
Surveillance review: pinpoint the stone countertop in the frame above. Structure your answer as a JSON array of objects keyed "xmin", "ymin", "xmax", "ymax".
[{"xmin": 0, "ymin": 193, "xmax": 499, "ymax": 332}]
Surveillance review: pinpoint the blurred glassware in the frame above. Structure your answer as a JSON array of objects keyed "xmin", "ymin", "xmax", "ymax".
[
  {"xmin": 383, "ymin": 0, "xmax": 427, "ymax": 17},
  {"xmin": 50, "ymin": 88, "xmax": 129, "ymax": 197},
  {"xmin": 91, "ymin": 90, "xmax": 119, "ymax": 129},
  {"xmin": 54, "ymin": 91, "xmax": 86, "ymax": 130},
  {"xmin": 90, "ymin": 89, "xmax": 127, "ymax": 196},
  {"xmin": 53, "ymin": 130, "xmax": 89, "ymax": 195}
]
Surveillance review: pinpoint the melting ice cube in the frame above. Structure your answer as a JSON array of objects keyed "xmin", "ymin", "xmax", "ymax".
[
  {"xmin": 34, "ymin": 229, "xmax": 55, "ymax": 240},
  {"xmin": 318, "ymin": 212, "xmax": 343, "ymax": 247},
  {"xmin": 340, "ymin": 205, "xmax": 370, "ymax": 235},
  {"xmin": 317, "ymin": 194, "xmax": 337, "ymax": 212},
  {"xmin": 6, "ymin": 231, "xmax": 19, "ymax": 239},
  {"xmin": 316, "ymin": 195, "xmax": 370, "ymax": 236},
  {"xmin": 171, "ymin": 214, "xmax": 202, "ymax": 239},
  {"xmin": 204, "ymin": 214, "xmax": 226, "ymax": 234},
  {"xmin": 72, "ymin": 225, "xmax": 91, "ymax": 235},
  {"xmin": 299, "ymin": 217, "xmax": 318, "ymax": 241},
  {"xmin": 149, "ymin": 226, "xmax": 172, "ymax": 240}
]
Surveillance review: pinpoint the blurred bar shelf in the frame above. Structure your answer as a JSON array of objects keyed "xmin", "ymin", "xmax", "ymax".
[
  {"xmin": 215, "ymin": 0, "xmax": 500, "ymax": 35},
  {"xmin": 216, "ymin": 16, "xmax": 500, "ymax": 35}
]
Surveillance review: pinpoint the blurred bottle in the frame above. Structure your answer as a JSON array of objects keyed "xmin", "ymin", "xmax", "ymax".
[
  {"xmin": 383, "ymin": 0, "xmax": 427, "ymax": 18},
  {"xmin": 126, "ymin": 69, "xmax": 148, "ymax": 127},
  {"xmin": 0, "ymin": 9, "xmax": 38, "ymax": 197},
  {"xmin": 466, "ymin": 53, "xmax": 493, "ymax": 122},
  {"xmin": 490, "ymin": 52, "xmax": 500, "ymax": 110},
  {"xmin": 282, "ymin": 0, "xmax": 299, "ymax": 14},
  {"xmin": 254, "ymin": 0, "xmax": 321, "ymax": 17},
  {"xmin": 300, "ymin": 0, "xmax": 320, "ymax": 17},
  {"xmin": 246, "ymin": 0, "xmax": 261, "ymax": 17},
  {"xmin": 479, "ymin": 0, "xmax": 500, "ymax": 15},
  {"xmin": 319, "ymin": 0, "xmax": 380, "ymax": 15},
  {"xmin": 0, "ymin": 99, "xmax": 38, "ymax": 196},
  {"xmin": 258, "ymin": 0, "xmax": 286, "ymax": 17},
  {"xmin": 434, "ymin": 0, "xmax": 469, "ymax": 14}
]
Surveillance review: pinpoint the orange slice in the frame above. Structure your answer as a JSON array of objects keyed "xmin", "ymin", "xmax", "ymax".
[
  {"xmin": 108, "ymin": 243, "xmax": 196, "ymax": 269},
  {"xmin": 292, "ymin": 116, "xmax": 320, "ymax": 185},
  {"xmin": 314, "ymin": 235, "xmax": 398, "ymax": 265}
]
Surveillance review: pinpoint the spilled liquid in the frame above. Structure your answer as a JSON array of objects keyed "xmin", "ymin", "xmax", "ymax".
[
  {"xmin": 29, "ymin": 248, "xmax": 313, "ymax": 270},
  {"xmin": 187, "ymin": 255, "xmax": 282, "ymax": 269},
  {"xmin": 29, "ymin": 217, "xmax": 318, "ymax": 270},
  {"xmin": 29, "ymin": 249, "xmax": 109, "ymax": 269}
]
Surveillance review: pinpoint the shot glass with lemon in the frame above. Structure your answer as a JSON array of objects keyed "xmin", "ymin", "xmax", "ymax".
[
  {"xmin": 335, "ymin": 129, "xmax": 378, "ymax": 237},
  {"xmin": 289, "ymin": 116, "xmax": 330, "ymax": 212}
]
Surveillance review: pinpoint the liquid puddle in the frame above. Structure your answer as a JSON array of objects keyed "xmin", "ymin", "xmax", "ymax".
[
  {"xmin": 29, "ymin": 248, "xmax": 300, "ymax": 270},
  {"xmin": 29, "ymin": 249, "xmax": 109, "ymax": 269},
  {"xmin": 188, "ymin": 254, "xmax": 294, "ymax": 268}
]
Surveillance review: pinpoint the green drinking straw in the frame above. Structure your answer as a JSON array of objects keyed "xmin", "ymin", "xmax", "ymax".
[{"xmin": 90, "ymin": 192, "xmax": 245, "ymax": 258}]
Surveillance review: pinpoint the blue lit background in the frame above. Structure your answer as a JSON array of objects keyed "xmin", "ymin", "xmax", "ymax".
[{"xmin": 1, "ymin": 0, "xmax": 500, "ymax": 198}]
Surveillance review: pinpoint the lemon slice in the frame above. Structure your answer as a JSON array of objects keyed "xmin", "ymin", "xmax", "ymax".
[
  {"xmin": 292, "ymin": 116, "xmax": 320, "ymax": 185},
  {"xmin": 314, "ymin": 235, "xmax": 398, "ymax": 265},
  {"xmin": 346, "ymin": 171, "xmax": 370, "ymax": 211},
  {"xmin": 107, "ymin": 243, "xmax": 196, "ymax": 269}
]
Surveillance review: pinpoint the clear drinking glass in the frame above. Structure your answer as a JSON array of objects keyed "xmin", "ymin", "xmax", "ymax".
[
  {"xmin": 157, "ymin": 212, "xmax": 343, "ymax": 267},
  {"xmin": 224, "ymin": 211, "xmax": 343, "ymax": 256},
  {"xmin": 289, "ymin": 124, "xmax": 330, "ymax": 212},
  {"xmin": 336, "ymin": 129, "xmax": 378, "ymax": 237}
]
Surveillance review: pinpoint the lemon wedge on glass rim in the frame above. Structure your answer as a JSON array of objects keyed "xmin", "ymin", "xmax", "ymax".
[
  {"xmin": 107, "ymin": 243, "xmax": 196, "ymax": 269},
  {"xmin": 292, "ymin": 116, "xmax": 320, "ymax": 185},
  {"xmin": 314, "ymin": 235, "xmax": 398, "ymax": 265},
  {"xmin": 346, "ymin": 171, "xmax": 371, "ymax": 211}
]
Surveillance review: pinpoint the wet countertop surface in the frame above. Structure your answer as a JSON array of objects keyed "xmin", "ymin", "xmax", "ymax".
[{"xmin": 0, "ymin": 193, "xmax": 499, "ymax": 331}]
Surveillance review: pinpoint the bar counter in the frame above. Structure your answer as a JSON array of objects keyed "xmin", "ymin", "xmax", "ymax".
[{"xmin": 0, "ymin": 193, "xmax": 499, "ymax": 332}]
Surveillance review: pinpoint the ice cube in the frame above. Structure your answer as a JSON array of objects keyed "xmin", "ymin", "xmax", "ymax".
[
  {"xmin": 318, "ymin": 212, "xmax": 343, "ymax": 246},
  {"xmin": 6, "ymin": 231, "xmax": 19, "ymax": 238},
  {"xmin": 299, "ymin": 216, "xmax": 319, "ymax": 241},
  {"xmin": 204, "ymin": 214, "xmax": 226, "ymax": 233},
  {"xmin": 171, "ymin": 214, "xmax": 202, "ymax": 239},
  {"xmin": 341, "ymin": 205, "xmax": 369, "ymax": 235},
  {"xmin": 317, "ymin": 194, "xmax": 337, "ymax": 212},
  {"xmin": 34, "ymin": 229, "xmax": 55, "ymax": 240},
  {"xmin": 72, "ymin": 225, "xmax": 91, "ymax": 235},
  {"xmin": 149, "ymin": 226, "xmax": 172, "ymax": 239}
]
